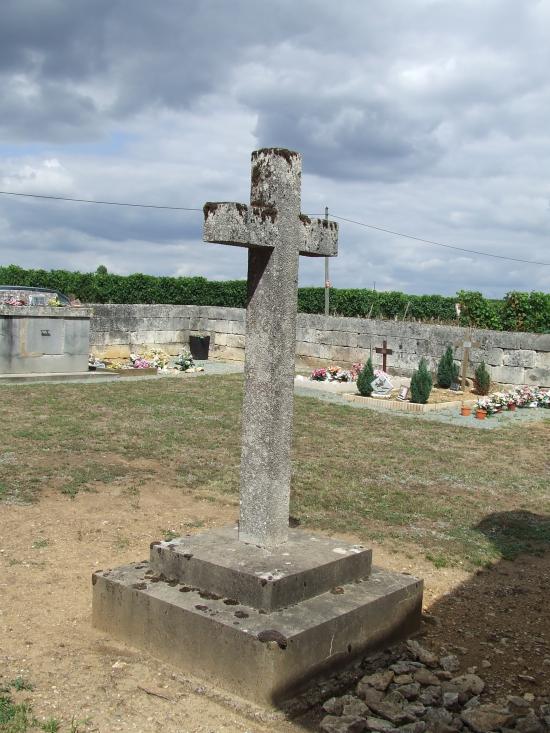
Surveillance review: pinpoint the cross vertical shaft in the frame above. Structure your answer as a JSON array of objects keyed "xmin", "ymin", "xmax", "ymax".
[
  {"xmin": 239, "ymin": 151, "xmax": 301, "ymax": 547},
  {"xmin": 203, "ymin": 148, "xmax": 338, "ymax": 548}
]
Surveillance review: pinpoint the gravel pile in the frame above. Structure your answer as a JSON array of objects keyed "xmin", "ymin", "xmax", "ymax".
[{"xmin": 320, "ymin": 640, "xmax": 549, "ymax": 733}]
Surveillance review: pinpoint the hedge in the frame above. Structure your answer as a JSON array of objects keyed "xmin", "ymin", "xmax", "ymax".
[{"xmin": 1, "ymin": 265, "xmax": 548, "ymax": 333}]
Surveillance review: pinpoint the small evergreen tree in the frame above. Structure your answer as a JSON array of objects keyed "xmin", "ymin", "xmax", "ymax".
[
  {"xmin": 357, "ymin": 357, "xmax": 375, "ymax": 396},
  {"xmin": 473, "ymin": 361, "xmax": 491, "ymax": 395},
  {"xmin": 410, "ymin": 357, "xmax": 433, "ymax": 404},
  {"xmin": 437, "ymin": 345, "xmax": 459, "ymax": 388}
]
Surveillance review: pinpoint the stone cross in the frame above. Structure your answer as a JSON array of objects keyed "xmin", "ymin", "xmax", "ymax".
[
  {"xmin": 203, "ymin": 148, "xmax": 338, "ymax": 548},
  {"xmin": 375, "ymin": 339, "xmax": 393, "ymax": 372},
  {"xmin": 455, "ymin": 333, "xmax": 480, "ymax": 390}
]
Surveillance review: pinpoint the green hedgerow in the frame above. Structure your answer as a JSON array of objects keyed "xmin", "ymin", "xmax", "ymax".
[
  {"xmin": 357, "ymin": 357, "xmax": 375, "ymax": 396},
  {"xmin": 410, "ymin": 357, "xmax": 433, "ymax": 404}
]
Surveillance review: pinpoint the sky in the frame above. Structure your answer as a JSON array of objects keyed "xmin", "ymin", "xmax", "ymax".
[{"xmin": 0, "ymin": 0, "xmax": 549, "ymax": 298}]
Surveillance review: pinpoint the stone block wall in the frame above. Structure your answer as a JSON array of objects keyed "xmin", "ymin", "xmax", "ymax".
[{"xmin": 89, "ymin": 304, "xmax": 550, "ymax": 386}]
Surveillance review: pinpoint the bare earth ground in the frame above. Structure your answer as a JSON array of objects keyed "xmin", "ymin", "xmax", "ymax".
[
  {"xmin": 2, "ymin": 486, "xmax": 548, "ymax": 732},
  {"xmin": 1, "ymin": 376, "xmax": 548, "ymax": 732},
  {"xmin": 1, "ymin": 483, "xmax": 468, "ymax": 733}
]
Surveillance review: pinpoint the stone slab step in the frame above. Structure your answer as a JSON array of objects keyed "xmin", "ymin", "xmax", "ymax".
[
  {"xmin": 150, "ymin": 526, "xmax": 372, "ymax": 612},
  {"xmin": 92, "ymin": 560, "xmax": 422, "ymax": 705}
]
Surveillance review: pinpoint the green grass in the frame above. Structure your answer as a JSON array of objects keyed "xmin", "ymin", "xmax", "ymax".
[
  {"xmin": 1, "ymin": 375, "xmax": 548, "ymax": 568},
  {"xmin": 0, "ymin": 682, "xmax": 87, "ymax": 732}
]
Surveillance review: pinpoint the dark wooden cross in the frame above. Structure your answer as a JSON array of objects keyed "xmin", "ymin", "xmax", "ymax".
[
  {"xmin": 375, "ymin": 339, "xmax": 393, "ymax": 372},
  {"xmin": 203, "ymin": 148, "xmax": 338, "ymax": 548},
  {"xmin": 454, "ymin": 333, "xmax": 480, "ymax": 390}
]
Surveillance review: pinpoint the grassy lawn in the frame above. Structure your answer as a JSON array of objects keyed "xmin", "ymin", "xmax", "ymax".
[{"xmin": 1, "ymin": 374, "xmax": 549, "ymax": 569}]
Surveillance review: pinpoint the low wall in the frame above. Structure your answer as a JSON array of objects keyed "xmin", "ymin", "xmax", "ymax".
[{"xmin": 89, "ymin": 304, "xmax": 550, "ymax": 386}]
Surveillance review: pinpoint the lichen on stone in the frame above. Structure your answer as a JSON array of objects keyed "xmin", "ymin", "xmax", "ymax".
[
  {"xmin": 203, "ymin": 202, "xmax": 219, "ymax": 220},
  {"xmin": 252, "ymin": 148, "xmax": 299, "ymax": 166}
]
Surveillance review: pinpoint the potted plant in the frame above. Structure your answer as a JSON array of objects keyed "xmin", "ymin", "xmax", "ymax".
[
  {"xmin": 460, "ymin": 404, "xmax": 472, "ymax": 417},
  {"xmin": 475, "ymin": 396, "xmax": 497, "ymax": 418},
  {"xmin": 189, "ymin": 333, "xmax": 210, "ymax": 360}
]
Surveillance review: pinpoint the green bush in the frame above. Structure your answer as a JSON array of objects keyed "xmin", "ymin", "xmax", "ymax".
[
  {"xmin": 473, "ymin": 362, "xmax": 491, "ymax": 395},
  {"xmin": 437, "ymin": 345, "xmax": 460, "ymax": 388},
  {"xmin": 357, "ymin": 357, "xmax": 375, "ymax": 396},
  {"xmin": 0, "ymin": 264, "xmax": 548, "ymax": 333},
  {"xmin": 410, "ymin": 358, "xmax": 433, "ymax": 404}
]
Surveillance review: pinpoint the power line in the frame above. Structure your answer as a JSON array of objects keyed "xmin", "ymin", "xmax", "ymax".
[
  {"xmin": 330, "ymin": 213, "xmax": 550, "ymax": 267},
  {"xmin": 0, "ymin": 189, "xmax": 548, "ymax": 266},
  {"xmin": 0, "ymin": 190, "xmax": 202, "ymax": 211}
]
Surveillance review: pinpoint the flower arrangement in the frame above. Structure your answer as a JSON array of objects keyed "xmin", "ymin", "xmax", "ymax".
[
  {"xmin": 174, "ymin": 349, "xmax": 195, "ymax": 372},
  {"xmin": 144, "ymin": 347, "xmax": 170, "ymax": 370},
  {"xmin": 3, "ymin": 296, "xmax": 27, "ymax": 306},
  {"xmin": 310, "ymin": 363, "xmax": 365, "ymax": 383},
  {"xmin": 130, "ymin": 353, "xmax": 151, "ymax": 368},
  {"xmin": 311, "ymin": 367, "xmax": 327, "ymax": 381},
  {"xmin": 475, "ymin": 386, "xmax": 550, "ymax": 414},
  {"xmin": 475, "ymin": 396, "xmax": 498, "ymax": 415}
]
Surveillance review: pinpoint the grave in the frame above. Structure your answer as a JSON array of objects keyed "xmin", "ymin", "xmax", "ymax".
[
  {"xmin": 455, "ymin": 332, "xmax": 480, "ymax": 390},
  {"xmin": 0, "ymin": 286, "xmax": 92, "ymax": 375},
  {"xmin": 92, "ymin": 149, "xmax": 423, "ymax": 705}
]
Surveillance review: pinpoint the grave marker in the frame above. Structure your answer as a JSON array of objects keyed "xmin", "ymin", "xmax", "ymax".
[
  {"xmin": 455, "ymin": 332, "xmax": 480, "ymax": 390},
  {"xmin": 203, "ymin": 148, "xmax": 337, "ymax": 548},
  {"xmin": 375, "ymin": 339, "xmax": 393, "ymax": 373},
  {"xmin": 92, "ymin": 149, "xmax": 423, "ymax": 705}
]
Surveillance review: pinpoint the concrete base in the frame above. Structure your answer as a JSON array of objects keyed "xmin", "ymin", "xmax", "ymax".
[
  {"xmin": 0, "ymin": 370, "xmax": 119, "ymax": 384},
  {"xmin": 92, "ymin": 528, "xmax": 423, "ymax": 705}
]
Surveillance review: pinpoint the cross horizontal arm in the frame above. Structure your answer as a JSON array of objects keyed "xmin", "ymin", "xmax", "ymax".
[
  {"xmin": 298, "ymin": 215, "xmax": 338, "ymax": 258},
  {"xmin": 203, "ymin": 202, "xmax": 338, "ymax": 257}
]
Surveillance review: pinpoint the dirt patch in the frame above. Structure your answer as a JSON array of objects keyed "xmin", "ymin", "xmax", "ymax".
[{"xmin": 1, "ymin": 487, "xmax": 548, "ymax": 731}]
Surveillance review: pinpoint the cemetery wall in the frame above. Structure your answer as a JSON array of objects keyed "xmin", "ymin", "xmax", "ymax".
[{"xmin": 89, "ymin": 304, "xmax": 550, "ymax": 386}]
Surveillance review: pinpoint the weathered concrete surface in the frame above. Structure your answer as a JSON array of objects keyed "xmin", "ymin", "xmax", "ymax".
[
  {"xmin": 0, "ymin": 305, "xmax": 92, "ymax": 374},
  {"xmin": 0, "ymin": 371, "xmax": 116, "ymax": 384},
  {"xmin": 203, "ymin": 149, "xmax": 338, "ymax": 548},
  {"xmin": 92, "ymin": 561, "xmax": 422, "ymax": 705},
  {"xmin": 89, "ymin": 304, "xmax": 550, "ymax": 386},
  {"xmin": 149, "ymin": 527, "xmax": 372, "ymax": 612}
]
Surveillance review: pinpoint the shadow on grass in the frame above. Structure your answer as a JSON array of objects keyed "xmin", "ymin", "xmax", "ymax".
[{"xmin": 475, "ymin": 510, "xmax": 550, "ymax": 559}]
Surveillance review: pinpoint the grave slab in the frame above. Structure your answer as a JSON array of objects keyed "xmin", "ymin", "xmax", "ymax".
[
  {"xmin": 149, "ymin": 527, "xmax": 372, "ymax": 612},
  {"xmin": 92, "ymin": 560, "xmax": 422, "ymax": 705}
]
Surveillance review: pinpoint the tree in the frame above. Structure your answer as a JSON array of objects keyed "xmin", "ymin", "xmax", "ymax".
[
  {"xmin": 473, "ymin": 361, "xmax": 491, "ymax": 395},
  {"xmin": 437, "ymin": 345, "xmax": 459, "ymax": 388},
  {"xmin": 357, "ymin": 357, "xmax": 375, "ymax": 396},
  {"xmin": 410, "ymin": 357, "xmax": 433, "ymax": 404},
  {"xmin": 96, "ymin": 265, "xmax": 108, "ymax": 275}
]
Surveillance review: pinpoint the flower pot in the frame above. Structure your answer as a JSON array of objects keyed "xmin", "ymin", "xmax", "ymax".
[
  {"xmin": 189, "ymin": 335, "xmax": 210, "ymax": 360},
  {"xmin": 508, "ymin": 402, "xmax": 516, "ymax": 411},
  {"xmin": 475, "ymin": 409, "xmax": 487, "ymax": 420},
  {"xmin": 460, "ymin": 406, "xmax": 472, "ymax": 417}
]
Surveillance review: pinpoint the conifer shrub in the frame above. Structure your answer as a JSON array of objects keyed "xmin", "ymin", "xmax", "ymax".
[
  {"xmin": 410, "ymin": 357, "xmax": 433, "ymax": 404},
  {"xmin": 473, "ymin": 361, "xmax": 491, "ymax": 395},
  {"xmin": 437, "ymin": 345, "xmax": 460, "ymax": 388},
  {"xmin": 357, "ymin": 357, "xmax": 375, "ymax": 396}
]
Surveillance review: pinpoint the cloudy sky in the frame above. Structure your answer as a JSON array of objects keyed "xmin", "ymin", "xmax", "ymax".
[{"xmin": 1, "ymin": 0, "xmax": 549, "ymax": 297}]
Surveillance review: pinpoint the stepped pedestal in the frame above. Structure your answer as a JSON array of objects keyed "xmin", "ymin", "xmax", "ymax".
[{"xmin": 92, "ymin": 527, "xmax": 422, "ymax": 705}]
